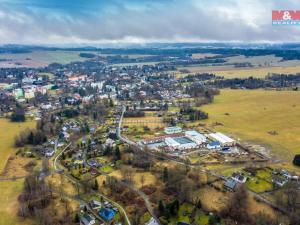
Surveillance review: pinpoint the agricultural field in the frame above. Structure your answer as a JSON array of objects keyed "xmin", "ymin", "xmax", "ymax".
[
  {"xmin": 0, "ymin": 50, "xmax": 91, "ymax": 68},
  {"xmin": 0, "ymin": 118, "xmax": 36, "ymax": 172},
  {"xmin": 201, "ymin": 89, "xmax": 300, "ymax": 162}
]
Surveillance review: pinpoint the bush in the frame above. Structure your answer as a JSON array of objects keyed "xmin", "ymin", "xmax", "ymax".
[
  {"xmin": 293, "ymin": 154, "xmax": 300, "ymax": 167},
  {"xmin": 10, "ymin": 107, "xmax": 25, "ymax": 122}
]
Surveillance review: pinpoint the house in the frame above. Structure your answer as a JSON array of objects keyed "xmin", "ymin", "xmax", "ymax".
[
  {"xmin": 164, "ymin": 126, "xmax": 182, "ymax": 134},
  {"xmin": 105, "ymin": 138, "xmax": 115, "ymax": 147},
  {"xmin": 87, "ymin": 159, "xmax": 99, "ymax": 167},
  {"xmin": 224, "ymin": 178, "xmax": 237, "ymax": 191},
  {"xmin": 80, "ymin": 214, "xmax": 96, "ymax": 225},
  {"xmin": 45, "ymin": 148, "xmax": 55, "ymax": 157},
  {"xmin": 145, "ymin": 217, "xmax": 159, "ymax": 225},
  {"xmin": 89, "ymin": 200, "xmax": 102, "ymax": 209},
  {"xmin": 231, "ymin": 173, "xmax": 247, "ymax": 183},
  {"xmin": 99, "ymin": 208, "xmax": 115, "ymax": 221},
  {"xmin": 272, "ymin": 175, "xmax": 288, "ymax": 187},
  {"xmin": 207, "ymin": 141, "xmax": 221, "ymax": 150}
]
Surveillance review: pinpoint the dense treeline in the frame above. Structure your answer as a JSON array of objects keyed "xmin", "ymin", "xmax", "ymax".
[
  {"xmin": 124, "ymin": 110, "xmax": 145, "ymax": 117},
  {"xmin": 180, "ymin": 106, "xmax": 208, "ymax": 121},
  {"xmin": 79, "ymin": 53, "xmax": 96, "ymax": 58},
  {"xmin": 10, "ymin": 106, "xmax": 26, "ymax": 122},
  {"xmin": 15, "ymin": 128, "xmax": 47, "ymax": 147},
  {"xmin": 58, "ymin": 109, "xmax": 79, "ymax": 118},
  {"xmin": 185, "ymin": 83, "xmax": 220, "ymax": 103},
  {"xmin": 210, "ymin": 73, "xmax": 300, "ymax": 89}
]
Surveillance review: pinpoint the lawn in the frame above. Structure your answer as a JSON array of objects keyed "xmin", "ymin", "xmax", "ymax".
[
  {"xmin": 201, "ymin": 89, "xmax": 300, "ymax": 162},
  {"xmin": 169, "ymin": 203, "xmax": 193, "ymax": 224},
  {"xmin": 0, "ymin": 118, "xmax": 36, "ymax": 172},
  {"xmin": 246, "ymin": 177, "xmax": 273, "ymax": 193}
]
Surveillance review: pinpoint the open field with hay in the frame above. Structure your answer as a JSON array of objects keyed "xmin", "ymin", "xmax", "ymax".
[{"xmin": 201, "ymin": 89, "xmax": 300, "ymax": 162}]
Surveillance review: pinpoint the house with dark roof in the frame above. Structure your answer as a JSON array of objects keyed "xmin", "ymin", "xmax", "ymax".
[
  {"xmin": 231, "ymin": 173, "xmax": 247, "ymax": 183},
  {"xmin": 80, "ymin": 214, "xmax": 95, "ymax": 225},
  {"xmin": 224, "ymin": 178, "xmax": 237, "ymax": 191}
]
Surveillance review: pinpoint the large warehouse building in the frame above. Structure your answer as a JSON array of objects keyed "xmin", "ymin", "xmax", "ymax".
[
  {"xmin": 208, "ymin": 132, "xmax": 235, "ymax": 146},
  {"xmin": 165, "ymin": 136, "xmax": 197, "ymax": 150},
  {"xmin": 185, "ymin": 130, "xmax": 207, "ymax": 145}
]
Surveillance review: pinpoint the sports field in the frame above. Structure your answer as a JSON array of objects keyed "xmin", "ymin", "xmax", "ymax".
[{"xmin": 201, "ymin": 89, "xmax": 300, "ymax": 161}]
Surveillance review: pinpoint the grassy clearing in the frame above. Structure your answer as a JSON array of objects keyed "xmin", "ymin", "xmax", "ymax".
[
  {"xmin": 0, "ymin": 180, "xmax": 32, "ymax": 225},
  {"xmin": 201, "ymin": 89, "xmax": 300, "ymax": 162},
  {"xmin": 110, "ymin": 170, "xmax": 156, "ymax": 188},
  {"xmin": 0, "ymin": 119, "xmax": 36, "ymax": 225},
  {"xmin": 0, "ymin": 118, "xmax": 36, "ymax": 172}
]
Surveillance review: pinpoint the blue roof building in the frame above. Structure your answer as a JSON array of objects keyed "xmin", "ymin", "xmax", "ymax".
[{"xmin": 99, "ymin": 208, "xmax": 115, "ymax": 221}]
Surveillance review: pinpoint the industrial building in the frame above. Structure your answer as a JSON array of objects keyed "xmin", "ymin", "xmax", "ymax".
[
  {"xmin": 185, "ymin": 130, "xmax": 207, "ymax": 145},
  {"xmin": 208, "ymin": 132, "xmax": 235, "ymax": 146},
  {"xmin": 165, "ymin": 136, "xmax": 197, "ymax": 150}
]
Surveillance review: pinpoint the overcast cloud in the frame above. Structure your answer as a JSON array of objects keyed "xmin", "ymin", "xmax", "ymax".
[{"xmin": 0, "ymin": 0, "xmax": 299, "ymax": 44}]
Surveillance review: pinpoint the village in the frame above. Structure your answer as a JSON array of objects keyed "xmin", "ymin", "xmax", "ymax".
[{"xmin": 0, "ymin": 48, "xmax": 300, "ymax": 225}]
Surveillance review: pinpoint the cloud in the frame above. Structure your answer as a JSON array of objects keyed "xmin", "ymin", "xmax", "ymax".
[{"xmin": 0, "ymin": 0, "xmax": 299, "ymax": 44}]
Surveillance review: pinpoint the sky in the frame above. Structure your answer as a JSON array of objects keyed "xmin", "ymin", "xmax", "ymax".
[{"xmin": 0, "ymin": 0, "xmax": 299, "ymax": 45}]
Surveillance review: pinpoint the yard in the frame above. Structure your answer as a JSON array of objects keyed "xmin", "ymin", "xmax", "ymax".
[{"xmin": 201, "ymin": 89, "xmax": 300, "ymax": 163}]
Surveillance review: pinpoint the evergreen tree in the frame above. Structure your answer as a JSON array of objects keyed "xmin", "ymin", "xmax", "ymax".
[
  {"xmin": 115, "ymin": 146, "xmax": 121, "ymax": 160},
  {"xmin": 163, "ymin": 167, "xmax": 168, "ymax": 183},
  {"xmin": 92, "ymin": 179, "xmax": 99, "ymax": 190},
  {"xmin": 158, "ymin": 200, "xmax": 165, "ymax": 215}
]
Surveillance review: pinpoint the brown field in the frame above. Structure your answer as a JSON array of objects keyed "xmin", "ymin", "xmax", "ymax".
[
  {"xmin": 110, "ymin": 170, "xmax": 157, "ymax": 189},
  {"xmin": 201, "ymin": 89, "xmax": 300, "ymax": 163}
]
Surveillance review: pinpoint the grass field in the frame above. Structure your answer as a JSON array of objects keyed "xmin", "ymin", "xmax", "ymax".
[
  {"xmin": 0, "ymin": 119, "xmax": 36, "ymax": 225},
  {"xmin": 214, "ymin": 65, "xmax": 300, "ymax": 78},
  {"xmin": 201, "ymin": 89, "xmax": 300, "ymax": 162},
  {"xmin": 0, "ymin": 180, "xmax": 32, "ymax": 225},
  {"xmin": 0, "ymin": 118, "xmax": 36, "ymax": 172}
]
